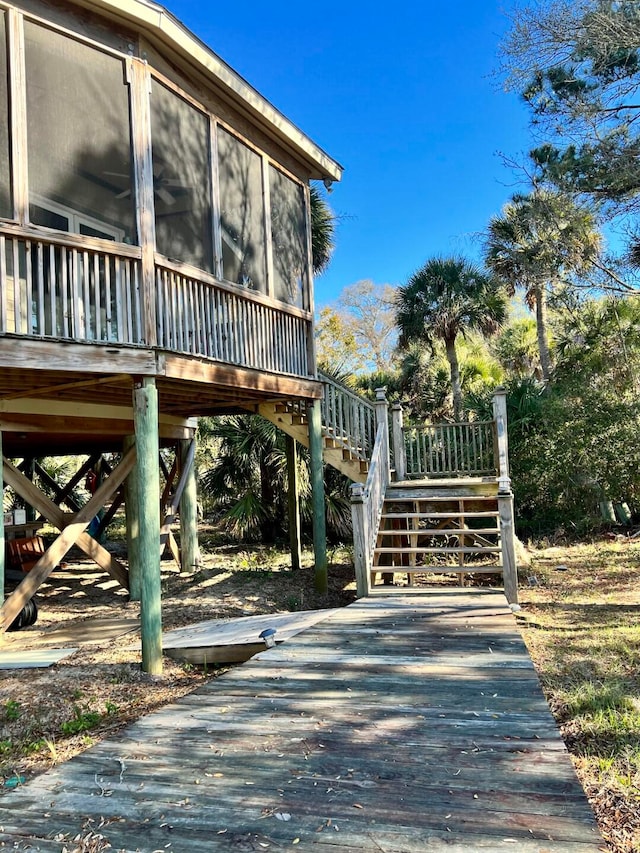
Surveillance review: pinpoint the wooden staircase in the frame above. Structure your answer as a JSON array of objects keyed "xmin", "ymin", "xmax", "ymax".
[
  {"xmin": 257, "ymin": 388, "xmax": 371, "ymax": 484},
  {"xmin": 351, "ymin": 389, "xmax": 519, "ymax": 603},
  {"xmin": 371, "ymin": 480, "xmax": 505, "ymax": 591},
  {"xmin": 252, "ymin": 380, "xmax": 518, "ymax": 603}
]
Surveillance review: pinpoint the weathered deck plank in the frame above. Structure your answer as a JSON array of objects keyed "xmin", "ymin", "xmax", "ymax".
[{"xmin": 0, "ymin": 592, "xmax": 605, "ymax": 852}]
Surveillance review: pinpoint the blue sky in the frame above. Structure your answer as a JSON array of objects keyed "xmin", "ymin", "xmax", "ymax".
[{"xmin": 168, "ymin": 0, "xmax": 530, "ymax": 305}]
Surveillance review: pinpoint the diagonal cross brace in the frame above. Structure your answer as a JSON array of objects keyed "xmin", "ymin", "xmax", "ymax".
[
  {"xmin": 0, "ymin": 448, "xmax": 136, "ymax": 633},
  {"xmin": 160, "ymin": 438, "xmax": 196, "ymax": 567}
]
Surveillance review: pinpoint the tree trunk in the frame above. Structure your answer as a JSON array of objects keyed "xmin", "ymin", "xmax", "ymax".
[
  {"xmin": 445, "ymin": 336, "xmax": 463, "ymax": 421},
  {"xmin": 534, "ymin": 283, "xmax": 552, "ymax": 383},
  {"xmin": 259, "ymin": 452, "xmax": 277, "ymax": 543}
]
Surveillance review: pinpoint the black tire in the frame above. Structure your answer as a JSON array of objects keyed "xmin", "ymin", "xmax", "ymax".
[{"xmin": 7, "ymin": 597, "xmax": 38, "ymax": 631}]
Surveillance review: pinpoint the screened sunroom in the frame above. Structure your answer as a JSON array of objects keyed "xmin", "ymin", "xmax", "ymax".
[
  {"xmin": 0, "ymin": 0, "xmax": 342, "ymax": 671},
  {"xmin": 0, "ymin": 0, "xmax": 341, "ymax": 374}
]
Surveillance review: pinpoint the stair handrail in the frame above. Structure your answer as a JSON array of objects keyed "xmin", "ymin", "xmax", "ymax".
[
  {"xmin": 318, "ymin": 370, "xmax": 376, "ymax": 461},
  {"xmin": 350, "ymin": 389, "xmax": 390, "ymax": 597}
]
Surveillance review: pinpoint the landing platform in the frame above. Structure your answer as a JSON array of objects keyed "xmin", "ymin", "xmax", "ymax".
[{"xmin": 0, "ymin": 592, "xmax": 604, "ymax": 851}]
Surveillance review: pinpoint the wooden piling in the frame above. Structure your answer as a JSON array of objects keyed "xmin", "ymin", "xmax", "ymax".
[
  {"xmin": 286, "ymin": 434, "xmax": 302, "ymax": 571},
  {"xmin": 133, "ymin": 378, "xmax": 163, "ymax": 674},
  {"xmin": 0, "ymin": 430, "xmax": 4, "ymax": 607},
  {"xmin": 307, "ymin": 399, "xmax": 327, "ymax": 594},
  {"xmin": 179, "ymin": 438, "xmax": 200, "ymax": 573},
  {"xmin": 123, "ymin": 434, "xmax": 141, "ymax": 602}
]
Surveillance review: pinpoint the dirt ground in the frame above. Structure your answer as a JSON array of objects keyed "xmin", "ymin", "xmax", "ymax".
[{"xmin": 0, "ymin": 536, "xmax": 358, "ymax": 785}]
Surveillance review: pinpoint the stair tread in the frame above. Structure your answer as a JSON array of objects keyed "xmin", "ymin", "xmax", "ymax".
[
  {"xmin": 381, "ymin": 511, "xmax": 499, "ymax": 519},
  {"xmin": 371, "ymin": 565, "xmax": 504, "ymax": 578},
  {"xmin": 377, "ymin": 527, "xmax": 499, "ymax": 536},
  {"xmin": 385, "ymin": 494, "xmax": 498, "ymax": 502},
  {"xmin": 374, "ymin": 545, "xmax": 502, "ymax": 554}
]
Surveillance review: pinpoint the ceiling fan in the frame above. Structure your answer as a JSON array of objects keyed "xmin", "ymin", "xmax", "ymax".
[{"xmin": 104, "ymin": 164, "xmax": 192, "ymax": 206}]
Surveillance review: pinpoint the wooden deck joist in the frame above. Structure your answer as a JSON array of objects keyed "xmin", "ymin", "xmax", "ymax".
[
  {"xmin": 0, "ymin": 593, "xmax": 604, "ymax": 852},
  {"xmin": 0, "ymin": 343, "xmax": 322, "ymax": 454}
]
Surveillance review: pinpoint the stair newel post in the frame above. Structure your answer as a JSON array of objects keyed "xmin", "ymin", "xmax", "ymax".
[
  {"xmin": 374, "ymin": 388, "xmax": 390, "ymax": 485},
  {"xmin": 499, "ymin": 493, "xmax": 519, "ymax": 605},
  {"xmin": 492, "ymin": 387, "xmax": 511, "ymax": 494},
  {"xmin": 350, "ymin": 482, "xmax": 369, "ymax": 598},
  {"xmin": 492, "ymin": 387, "xmax": 518, "ymax": 605},
  {"xmin": 307, "ymin": 398, "xmax": 328, "ymax": 595},
  {"xmin": 391, "ymin": 403, "xmax": 406, "ymax": 482}
]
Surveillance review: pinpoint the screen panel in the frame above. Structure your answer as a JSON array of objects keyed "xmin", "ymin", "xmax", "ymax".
[
  {"xmin": 151, "ymin": 81, "xmax": 213, "ymax": 271},
  {"xmin": 24, "ymin": 21, "xmax": 135, "ymax": 242},
  {"xmin": 217, "ymin": 127, "xmax": 266, "ymax": 292},
  {"xmin": 269, "ymin": 165, "xmax": 308, "ymax": 308}
]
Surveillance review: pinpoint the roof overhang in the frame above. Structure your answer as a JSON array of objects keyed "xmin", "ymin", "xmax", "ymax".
[{"xmin": 72, "ymin": 0, "xmax": 343, "ymax": 182}]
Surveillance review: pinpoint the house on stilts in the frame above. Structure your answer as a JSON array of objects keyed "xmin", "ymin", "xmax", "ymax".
[{"xmin": 0, "ymin": 0, "xmax": 518, "ymax": 673}]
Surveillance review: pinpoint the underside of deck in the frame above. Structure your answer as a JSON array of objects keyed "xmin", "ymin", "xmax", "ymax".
[
  {"xmin": 0, "ymin": 593, "xmax": 603, "ymax": 852},
  {"xmin": 0, "ymin": 338, "xmax": 321, "ymax": 455}
]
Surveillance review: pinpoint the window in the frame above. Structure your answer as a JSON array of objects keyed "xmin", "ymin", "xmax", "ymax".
[
  {"xmin": 269, "ymin": 166, "xmax": 308, "ymax": 308},
  {"xmin": 218, "ymin": 128, "xmax": 266, "ymax": 292},
  {"xmin": 30, "ymin": 196, "xmax": 125, "ymax": 241},
  {"xmin": 24, "ymin": 22, "xmax": 135, "ymax": 242},
  {"xmin": 0, "ymin": 13, "xmax": 11, "ymax": 219},
  {"xmin": 151, "ymin": 81, "xmax": 213, "ymax": 271}
]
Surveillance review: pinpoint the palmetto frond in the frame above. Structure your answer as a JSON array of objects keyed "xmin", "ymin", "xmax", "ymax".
[{"xmin": 396, "ymin": 256, "xmax": 508, "ymax": 347}]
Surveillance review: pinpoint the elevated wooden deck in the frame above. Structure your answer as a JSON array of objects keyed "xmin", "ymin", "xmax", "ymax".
[{"xmin": 0, "ymin": 593, "xmax": 604, "ymax": 851}]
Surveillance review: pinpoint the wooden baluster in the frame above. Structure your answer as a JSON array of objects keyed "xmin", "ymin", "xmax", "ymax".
[
  {"xmin": 35, "ymin": 242, "xmax": 44, "ymax": 336},
  {"xmin": 11, "ymin": 238, "xmax": 20, "ymax": 334},
  {"xmin": 0, "ymin": 235, "xmax": 6, "ymax": 333}
]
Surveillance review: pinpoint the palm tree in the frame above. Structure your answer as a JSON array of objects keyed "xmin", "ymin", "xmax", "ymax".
[
  {"xmin": 484, "ymin": 190, "xmax": 602, "ymax": 382},
  {"xmin": 309, "ymin": 184, "xmax": 335, "ymax": 276},
  {"xmin": 396, "ymin": 257, "xmax": 508, "ymax": 420}
]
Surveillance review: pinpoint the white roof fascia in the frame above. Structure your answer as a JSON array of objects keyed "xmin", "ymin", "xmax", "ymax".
[{"xmin": 78, "ymin": 0, "xmax": 343, "ymax": 182}]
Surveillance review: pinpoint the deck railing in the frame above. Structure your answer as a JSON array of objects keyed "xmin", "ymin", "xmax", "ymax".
[
  {"xmin": 350, "ymin": 390, "xmax": 390, "ymax": 596},
  {"xmin": 391, "ymin": 402, "xmax": 501, "ymax": 480},
  {"xmin": 319, "ymin": 371, "xmax": 376, "ymax": 460},
  {"xmin": 156, "ymin": 258, "xmax": 311, "ymax": 377},
  {"xmin": 404, "ymin": 421, "xmax": 497, "ymax": 478},
  {"xmin": 0, "ymin": 230, "xmax": 143, "ymax": 344},
  {"xmin": 0, "ymin": 227, "xmax": 313, "ymax": 379}
]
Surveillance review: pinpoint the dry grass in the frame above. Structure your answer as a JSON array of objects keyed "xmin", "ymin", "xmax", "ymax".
[{"xmin": 517, "ymin": 535, "xmax": 640, "ymax": 853}]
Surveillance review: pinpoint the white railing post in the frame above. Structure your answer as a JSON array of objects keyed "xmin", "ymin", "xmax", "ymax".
[
  {"xmin": 391, "ymin": 403, "xmax": 406, "ymax": 482},
  {"xmin": 350, "ymin": 482, "xmax": 369, "ymax": 598},
  {"xmin": 374, "ymin": 387, "xmax": 390, "ymax": 483},
  {"xmin": 498, "ymin": 492, "xmax": 518, "ymax": 605},
  {"xmin": 492, "ymin": 387, "xmax": 518, "ymax": 604},
  {"xmin": 492, "ymin": 387, "xmax": 511, "ymax": 494}
]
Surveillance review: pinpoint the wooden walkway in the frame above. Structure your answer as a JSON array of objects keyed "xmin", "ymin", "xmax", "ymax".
[{"xmin": 0, "ymin": 592, "xmax": 605, "ymax": 852}]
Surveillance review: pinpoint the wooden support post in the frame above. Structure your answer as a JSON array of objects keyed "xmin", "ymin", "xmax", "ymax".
[
  {"xmin": 133, "ymin": 378, "xmax": 162, "ymax": 674},
  {"xmin": 179, "ymin": 437, "xmax": 200, "ymax": 573},
  {"xmin": 286, "ymin": 434, "xmax": 302, "ymax": 571},
  {"xmin": 23, "ymin": 459, "xmax": 35, "ymax": 522},
  {"xmin": 374, "ymin": 388, "xmax": 390, "ymax": 478},
  {"xmin": 127, "ymin": 58, "xmax": 157, "ymax": 347},
  {"xmin": 350, "ymin": 482, "xmax": 368, "ymax": 598},
  {"xmin": 123, "ymin": 434, "xmax": 141, "ymax": 602},
  {"xmin": 307, "ymin": 398, "xmax": 327, "ymax": 594},
  {"xmin": 0, "ymin": 429, "xmax": 4, "ymax": 607},
  {"xmin": 498, "ymin": 493, "xmax": 519, "ymax": 605},
  {"xmin": 391, "ymin": 403, "xmax": 406, "ymax": 482},
  {"xmin": 492, "ymin": 387, "xmax": 511, "ymax": 494}
]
